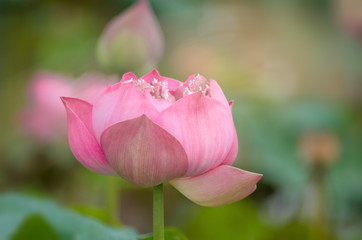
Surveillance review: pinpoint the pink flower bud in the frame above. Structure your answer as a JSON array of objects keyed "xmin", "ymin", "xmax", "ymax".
[
  {"xmin": 19, "ymin": 72, "xmax": 118, "ymax": 142},
  {"xmin": 62, "ymin": 69, "xmax": 262, "ymax": 206},
  {"xmin": 97, "ymin": 0, "xmax": 164, "ymax": 73},
  {"xmin": 335, "ymin": 0, "xmax": 362, "ymax": 41},
  {"xmin": 299, "ymin": 131, "xmax": 340, "ymax": 167}
]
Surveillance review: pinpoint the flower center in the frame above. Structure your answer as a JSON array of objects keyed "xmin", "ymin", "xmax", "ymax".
[
  {"xmin": 124, "ymin": 74, "xmax": 210, "ymax": 102},
  {"xmin": 183, "ymin": 74, "xmax": 210, "ymax": 96},
  {"xmin": 125, "ymin": 78, "xmax": 175, "ymax": 102}
]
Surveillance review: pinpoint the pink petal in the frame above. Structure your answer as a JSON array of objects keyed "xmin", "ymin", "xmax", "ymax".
[
  {"xmin": 184, "ymin": 74, "xmax": 207, "ymax": 85},
  {"xmin": 92, "ymin": 82, "xmax": 159, "ymax": 141},
  {"xmin": 141, "ymin": 69, "xmax": 182, "ymax": 91},
  {"xmin": 155, "ymin": 93, "xmax": 235, "ymax": 176},
  {"xmin": 145, "ymin": 97, "xmax": 173, "ymax": 112},
  {"xmin": 221, "ymin": 101, "xmax": 238, "ymax": 165},
  {"xmin": 171, "ymin": 165, "xmax": 262, "ymax": 207},
  {"xmin": 61, "ymin": 97, "xmax": 116, "ymax": 175},
  {"xmin": 100, "ymin": 115, "xmax": 188, "ymax": 187},
  {"xmin": 120, "ymin": 72, "xmax": 138, "ymax": 83},
  {"xmin": 221, "ymin": 127, "xmax": 238, "ymax": 166},
  {"xmin": 209, "ymin": 79, "xmax": 229, "ymax": 108},
  {"xmin": 171, "ymin": 74, "xmax": 199, "ymax": 100},
  {"xmin": 183, "ymin": 74, "xmax": 209, "ymax": 93},
  {"xmin": 185, "ymin": 74, "xmax": 197, "ymax": 83}
]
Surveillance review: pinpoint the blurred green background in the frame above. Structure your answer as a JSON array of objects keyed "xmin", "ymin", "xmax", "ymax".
[{"xmin": 1, "ymin": 0, "xmax": 362, "ymax": 239}]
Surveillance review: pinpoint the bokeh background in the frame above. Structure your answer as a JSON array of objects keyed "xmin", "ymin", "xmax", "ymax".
[{"xmin": 1, "ymin": 0, "xmax": 362, "ymax": 239}]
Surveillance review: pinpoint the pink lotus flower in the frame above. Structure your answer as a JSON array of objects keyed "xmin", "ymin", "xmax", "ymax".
[
  {"xmin": 62, "ymin": 69, "xmax": 262, "ymax": 206},
  {"xmin": 19, "ymin": 72, "xmax": 117, "ymax": 142},
  {"xmin": 97, "ymin": 0, "xmax": 163, "ymax": 72}
]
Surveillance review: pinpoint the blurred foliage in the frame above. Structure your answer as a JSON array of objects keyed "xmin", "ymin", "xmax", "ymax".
[
  {"xmin": 231, "ymin": 98, "xmax": 362, "ymax": 219},
  {"xmin": 0, "ymin": 193, "xmax": 138, "ymax": 240},
  {"xmin": 11, "ymin": 214, "xmax": 61, "ymax": 240},
  {"xmin": 1, "ymin": 0, "xmax": 362, "ymax": 239},
  {"xmin": 184, "ymin": 200, "xmax": 272, "ymax": 240},
  {"xmin": 139, "ymin": 227, "xmax": 188, "ymax": 240}
]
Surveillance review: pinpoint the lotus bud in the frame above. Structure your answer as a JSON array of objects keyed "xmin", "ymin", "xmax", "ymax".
[
  {"xmin": 19, "ymin": 72, "xmax": 117, "ymax": 142},
  {"xmin": 97, "ymin": 0, "xmax": 164, "ymax": 73}
]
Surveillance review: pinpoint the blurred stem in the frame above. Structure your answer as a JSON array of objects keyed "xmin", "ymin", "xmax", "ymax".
[
  {"xmin": 309, "ymin": 163, "xmax": 330, "ymax": 240},
  {"xmin": 107, "ymin": 177, "xmax": 121, "ymax": 226},
  {"xmin": 153, "ymin": 184, "xmax": 164, "ymax": 240}
]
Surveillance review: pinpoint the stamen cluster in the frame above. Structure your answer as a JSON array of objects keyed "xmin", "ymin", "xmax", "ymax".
[
  {"xmin": 183, "ymin": 74, "xmax": 210, "ymax": 96},
  {"xmin": 125, "ymin": 74, "xmax": 210, "ymax": 102}
]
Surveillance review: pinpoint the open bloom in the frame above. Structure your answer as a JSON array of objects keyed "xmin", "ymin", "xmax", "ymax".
[
  {"xmin": 62, "ymin": 69, "xmax": 262, "ymax": 206},
  {"xmin": 19, "ymin": 72, "xmax": 117, "ymax": 142},
  {"xmin": 97, "ymin": 0, "xmax": 163, "ymax": 72}
]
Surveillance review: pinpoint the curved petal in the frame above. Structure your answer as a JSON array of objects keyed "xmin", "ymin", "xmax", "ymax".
[
  {"xmin": 141, "ymin": 69, "xmax": 182, "ymax": 91},
  {"xmin": 100, "ymin": 115, "xmax": 188, "ymax": 187},
  {"xmin": 61, "ymin": 97, "xmax": 116, "ymax": 175},
  {"xmin": 92, "ymin": 82, "xmax": 159, "ymax": 141},
  {"xmin": 209, "ymin": 79, "xmax": 229, "ymax": 108},
  {"xmin": 145, "ymin": 97, "xmax": 173, "ymax": 112},
  {"xmin": 171, "ymin": 74, "xmax": 200, "ymax": 100},
  {"xmin": 171, "ymin": 165, "xmax": 262, "ymax": 207},
  {"xmin": 185, "ymin": 74, "xmax": 197, "ymax": 83},
  {"xmin": 221, "ymin": 127, "xmax": 238, "ymax": 166},
  {"xmin": 174, "ymin": 74, "xmax": 217, "ymax": 101},
  {"xmin": 184, "ymin": 74, "xmax": 209, "ymax": 93},
  {"xmin": 120, "ymin": 72, "xmax": 138, "ymax": 83},
  {"xmin": 221, "ymin": 101, "xmax": 238, "ymax": 165},
  {"xmin": 155, "ymin": 93, "xmax": 234, "ymax": 176}
]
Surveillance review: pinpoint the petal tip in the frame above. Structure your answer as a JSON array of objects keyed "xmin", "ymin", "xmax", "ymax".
[
  {"xmin": 120, "ymin": 72, "xmax": 137, "ymax": 83},
  {"xmin": 150, "ymin": 68, "xmax": 159, "ymax": 74},
  {"xmin": 60, "ymin": 96, "xmax": 66, "ymax": 105},
  {"xmin": 60, "ymin": 96, "xmax": 72, "ymax": 108},
  {"xmin": 144, "ymin": 68, "xmax": 161, "ymax": 79},
  {"xmin": 171, "ymin": 166, "xmax": 262, "ymax": 207}
]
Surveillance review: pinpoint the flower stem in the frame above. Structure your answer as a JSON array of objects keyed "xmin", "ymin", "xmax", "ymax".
[
  {"xmin": 107, "ymin": 177, "xmax": 121, "ymax": 226},
  {"xmin": 153, "ymin": 183, "xmax": 164, "ymax": 240}
]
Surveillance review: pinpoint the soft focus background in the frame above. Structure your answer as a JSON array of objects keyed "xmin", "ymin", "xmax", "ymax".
[{"xmin": 1, "ymin": 0, "xmax": 362, "ymax": 239}]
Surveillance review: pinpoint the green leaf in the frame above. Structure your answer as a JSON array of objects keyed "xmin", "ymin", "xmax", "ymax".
[
  {"xmin": 10, "ymin": 214, "xmax": 60, "ymax": 240},
  {"xmin": 0, "ymin": 213, "xmax": 30, "ymax": 240},
  {"xmin": 75, "ymin": 223, "xmax": 138, "ymax": 240},
  {"xmin": 139, "ymin": 227, "xmax": 188, "ymax": 240},
  {"xmin": 71, "ymin": 204, "xmax": 109, "ymax": 224},
  {"xmin": 0, "ymin": 193, "xmax": 138, "ymax": 240}
]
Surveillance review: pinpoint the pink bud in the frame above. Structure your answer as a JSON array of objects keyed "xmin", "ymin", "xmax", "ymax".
[
  {"xmin": 299, "ymin": 131, "xmax": 340, "ymax": 167},
  {"xmin": 18, "ymin": 72, "xmax": 117, "ymax": 142},
  {"xmin": 62, "ymin": 69, "xmax": 262, "ymax": 206},
  {"xmin": 97, "ymin": 0, "xmax": 164, "ymax": 73},
  {"xmin": 335, "ymin": 0, "xmax": 362, "ymax": 41}
]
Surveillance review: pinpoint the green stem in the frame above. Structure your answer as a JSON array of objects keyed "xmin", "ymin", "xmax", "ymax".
[
  {"xmin": 153, "ymin": 184, "xmax": 164, "ymax": 240},
  {"xmin": 107, "ymin": 177, "xmax": 121, "ymax": 226}
]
